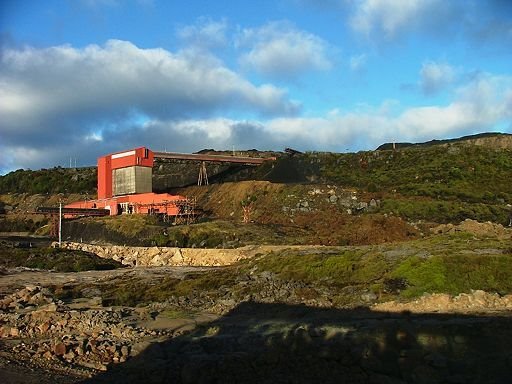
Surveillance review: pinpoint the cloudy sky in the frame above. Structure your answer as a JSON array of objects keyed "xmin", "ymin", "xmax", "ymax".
[{"xmin": 1, "ymin": 0, "xmax": 511, "ymax": 173}]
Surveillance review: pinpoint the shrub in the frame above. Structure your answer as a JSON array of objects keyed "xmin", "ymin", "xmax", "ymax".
[{"xmin": 0, "ymin": 247, "xmax": 123, "ymax": 272}]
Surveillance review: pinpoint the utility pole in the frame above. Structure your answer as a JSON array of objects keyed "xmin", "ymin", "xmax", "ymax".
[
  {"xmin": 58, "ymin": 202, "xmax": 62, "ymax": 247},
  {"xmin": 197, "ymin": 162, "xmax": 209, "ymax": 185}
]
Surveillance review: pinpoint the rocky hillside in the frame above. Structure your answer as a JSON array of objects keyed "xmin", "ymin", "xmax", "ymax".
[
  {"xmin": 1, "ymin": 132, "xmax": 511, "ymax": 242},
  {"xmin": 376, "ymin": 132, "xmax": 512, "ymax": 150}
]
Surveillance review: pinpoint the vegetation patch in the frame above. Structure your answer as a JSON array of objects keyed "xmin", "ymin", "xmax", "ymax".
[
  {"xmin": 99, "ymin": 268, "xmax": 238, "ymax": 307},
  {"xmin": 63, "ymin": 215, "xmax": 166, "ymax": 246},
  {"xmin": 157, "ymin": 220, "xmax": 299, "ymax": 248},
  {"xmin": 392, "ymin": 253, "xmax": 512, "ymax": 297},
  {"xmin": 46, "ymin": 233, "xmax": 512, "ymax": 308},
  {"xmin": 247, "ymin": 233, "xmax": 512, "ymax": 299},
  {"xmin": 96, "ymin": 215, "xmax": 161, "ymax": 237},
  {"xmin": 0, "ymin": 167, "xmax": 96, "ymax": 194},
  {"xmin": 0, "ymin": 246, "xmax": 124, "ymax": 272},
  {"xmin": 0, "ymin": 217, "xmax": 48, "ymax": 233},
  {"xmin": 379, "ymin": 198, "xmax": 509, "ymax": 224},
  {"xmin": 253, "ymin": 249, "xmax": 389, "ymax": 287}
]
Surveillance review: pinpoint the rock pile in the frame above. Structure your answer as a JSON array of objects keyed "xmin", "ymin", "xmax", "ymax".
[
  {"xmin": 0, "ymin": 286, "xmax": 173, "ymax": 373},
  {"xmin": 0, "ymin": 284, "xmax": 56, "ymax": 312},
  {"xmin": 10, "ymin": 334, "xmax": 132, "ymax": 371},
  {"xmin": 373, "ymin": 290, "xmax": 512, "ymax": 313},
  {"xmin": 282, "ymin": 186, "xmax": 380, "ymax": 216},
  {"xmin": 160, "ymin": 270, "xmax": 358, "ymax": 315},
  {"xmin": 432, "ymin": 219, "xmax": 512, "ymax": 239}
]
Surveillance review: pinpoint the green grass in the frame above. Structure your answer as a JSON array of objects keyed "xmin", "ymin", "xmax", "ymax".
[
  {"xmin": 155, "ymin": 220, "xmax": 298, "ymax": 248},
  {"xmin": 99, "ymin": 269, "xmax": 237, "ymax": 306},
  {"xmin": 50, "ymin": 233, "xmax": 512, "ymax": 307},
  {"xmin": 392, "ymin": 253, "xmax": 512, "ymax": 297},
  {"xmin": 254, "ymin": 249, "xmax": 390, "ymax": 287},
  {"xmin": 248, "ymin": 233, "xmax": 512, "ymax": 299},
  {"xmin": 158, "ymin": 308, "xmax": 197, "ymax": 319},
  {"xmin": 100, "ymin": 214, "xmax": 162, "ymax": 237},
  {"xmin": 379, "ymin": 198, "xmax": 509, "ymax": 224}
]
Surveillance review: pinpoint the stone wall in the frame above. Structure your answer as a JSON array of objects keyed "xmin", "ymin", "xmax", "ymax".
[{"xmin": 58, "ymin": 242, "xmax": 250, "ymax": 267}]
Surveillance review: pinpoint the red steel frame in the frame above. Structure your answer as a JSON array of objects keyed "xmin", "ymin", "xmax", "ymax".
[
  {"xmin": 69, "ymin": 147, "xmax": 274, "ymax": 217},
  {"xmin": 97, "ymin": 147, "xmax": 154, "ymax": 199}
]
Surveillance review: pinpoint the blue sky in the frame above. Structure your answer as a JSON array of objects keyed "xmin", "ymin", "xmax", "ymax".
[{"xmin": 1, "ymin": 0, "xmax": 511, "ymax": 173}]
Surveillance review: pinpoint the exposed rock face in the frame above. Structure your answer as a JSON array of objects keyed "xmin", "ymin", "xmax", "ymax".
[
  {"xmin": 57, "ymin": 242, "xmax": 251, "ymax": 267},
  {"xmin": 377, "ymin": 132, "xmax": 512, "ymax": 150},
  {"xmin": 373, "ymin": 290, "xmax": 512, "ymax": 313},
  {"xmin": 432, "ymin": 219, "xmax": 512, "ymax": 239},
  {"xmin": 464, "ymin": 134, "xmax": 512, "ymax": 149}
]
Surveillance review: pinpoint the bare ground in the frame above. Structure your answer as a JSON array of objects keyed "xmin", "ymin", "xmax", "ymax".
[{"xmin": 1, "ymin": 262, "xmax": 512, "ymax": 383}]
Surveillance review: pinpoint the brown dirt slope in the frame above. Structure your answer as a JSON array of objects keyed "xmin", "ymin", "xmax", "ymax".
[{"xmin": 177, "ymin": 181, "xmax": 419, "ymax": 246}]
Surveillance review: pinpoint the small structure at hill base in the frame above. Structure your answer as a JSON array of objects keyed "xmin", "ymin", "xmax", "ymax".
[
  {"xmin": 62, "ymin": 147, "xmax": 198, "ymax": 223},
  {"xmin": 58, "ymin": 146, "xmax": 273, "ymax": 221}
]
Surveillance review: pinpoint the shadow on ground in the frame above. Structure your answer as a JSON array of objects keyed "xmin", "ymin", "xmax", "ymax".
[{"xmin": 83, "ymin": 301, "xmax": 512, "ymax": 384}]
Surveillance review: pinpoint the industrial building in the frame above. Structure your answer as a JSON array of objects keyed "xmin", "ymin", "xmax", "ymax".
[
  {"xmin": 64, "ymin": 147, "xmax": 274, "ymax": 218},
  {"xmin": 65, "ymin": 147, "xmax": 190, "ymax": 218}
]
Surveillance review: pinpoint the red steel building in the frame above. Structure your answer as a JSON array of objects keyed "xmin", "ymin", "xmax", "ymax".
[
  {"xmin": 66, "ymin": 147, "xmax": 187, "ymax": 216},
  {"xmin": 97, "ymin": 147, "xmax": 154, "ymax": 199}
]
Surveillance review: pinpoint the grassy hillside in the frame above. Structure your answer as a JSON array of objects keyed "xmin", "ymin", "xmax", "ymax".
[
  {"xmin": 0, "ymin": 167, "xmax": 96, "ymax": 195},
  {"xmin": 251, "ymin": 142, "xmax": 512, "ymax": 224},
  {"xmin": 251, "ymin": 233, "xmax": 512, "ymax": 300},
  {"xmin": 257, "ymin": 144, "xmax": 512, "ymax": 202},
  {"xmin": 1, "ymin": 134, "xmax": 511, "ymax": 235},
  {"xmin": 2, "ymin": 135, "xmax": 510, "ymax": 202}
]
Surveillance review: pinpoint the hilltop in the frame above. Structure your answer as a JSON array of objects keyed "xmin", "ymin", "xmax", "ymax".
[
  {"xmin": 376, "ymin": 132, "xmax": 512, "ymax": 150},
  {"xmin": 3, "ymin": 131, "xmax": 512, "ymax": 193}
]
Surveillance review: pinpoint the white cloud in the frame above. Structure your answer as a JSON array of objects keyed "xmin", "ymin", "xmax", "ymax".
[
  {"xmin": 176, "ymin": 18, "xmax": 228, "ymax": 50},
  {"xmin": 347, "ymin": 0, "xmax": 512, "ymax": 48},
  {"xmin": 237, "ymin": 21, "xmax": 333, "ymax": 79},
  {"xmin": 349, "ymin": 53, "xmax": 367, "ymax": 72},
  {"xmin": 420, "ymin": 61, "xmax": 456, "ymax": 95},
  {"xmin": 0, "ymin": 40, "xmax": 298, "ymax": 136},
  {"xmin": 0, "ymin": 38, "xmax": 510, "ymax": 173},
  {"xmin": 0, "ymin": 40, "xmax": 300, "ymax": 171},
  {"xmin": 350, "ymin": 0, "xmax": 446, "ymax": 38},
  {"xmin": 172, "ymin": 118, "xmax": 234, "ymax": 141},
  {"xmin": 111, "ymin": 73, "xmax": 512, "ymax": 155}
]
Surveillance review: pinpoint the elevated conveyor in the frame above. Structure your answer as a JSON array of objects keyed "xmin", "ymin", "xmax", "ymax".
[{"xmin": 153, "ymin": 151, "xmax": 276, "ymax": 164}]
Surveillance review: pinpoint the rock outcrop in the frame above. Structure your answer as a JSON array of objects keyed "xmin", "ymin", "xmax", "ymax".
[
  {"xmin": 373, "ymin": 290, "xmax": 512, "ymax": 313},
  {"xmin": 432, "ymin": 219, "xmax": 512, "ymax": 239},
  {"xmin": 57, "ymin": 242, "xmax": 251, "ymax": 267}
]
